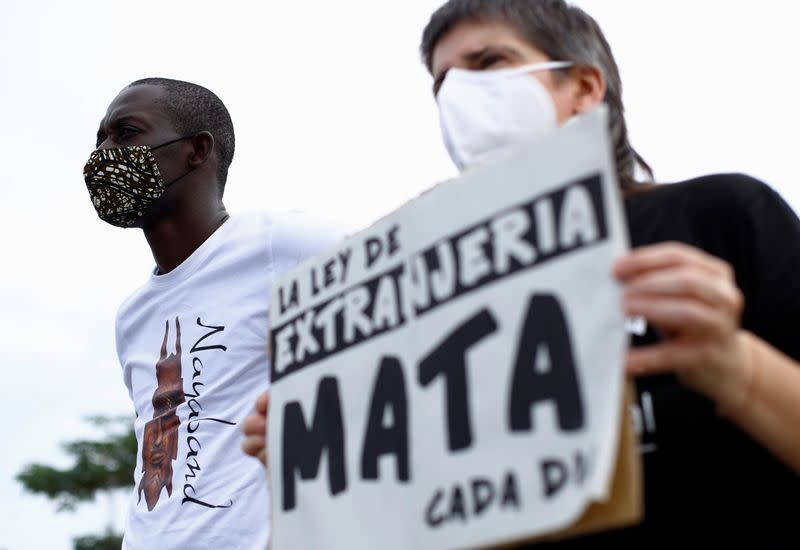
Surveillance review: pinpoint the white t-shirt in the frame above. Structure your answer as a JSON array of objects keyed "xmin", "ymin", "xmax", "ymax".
[{"xmin": 116, "ymin": 212, "xmax": 346, "ymax": 550}]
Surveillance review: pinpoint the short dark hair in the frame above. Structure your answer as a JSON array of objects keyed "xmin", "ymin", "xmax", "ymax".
[
  {"xmin": 128, "ymin": 77, "xmax": 235, "ymax": 195},
  {"xmin": 421, "ymin": 0, "xmax": 653, "ymax": 190}
]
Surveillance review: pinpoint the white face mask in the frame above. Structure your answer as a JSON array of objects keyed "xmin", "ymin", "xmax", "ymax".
[{"xmin": 437, "ymin": 61, "xmax": 574, "ymax": 171}]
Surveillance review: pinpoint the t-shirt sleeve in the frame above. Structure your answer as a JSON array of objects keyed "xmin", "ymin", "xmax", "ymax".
[
  {"xmin": 269, "ymin": 210, "xmax": 351, "ymax": 278},
  {"xmin": 732, "ymin": 175, "xmax": 800, "ymax": 361}
]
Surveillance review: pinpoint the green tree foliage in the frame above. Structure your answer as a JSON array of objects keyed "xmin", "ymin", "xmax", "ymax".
[
  {"xmin": 17, "ymin": 416, "xmax": 136, "ymax": 549},
  {"xmin": 17, "ymin": 415, "xmax": 136, "ymax": 511},
  {"xmin": 73, "ymin": 532, "xmax": 124, "ymax": 550}
]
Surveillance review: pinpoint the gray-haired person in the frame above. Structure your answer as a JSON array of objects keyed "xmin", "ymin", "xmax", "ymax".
[{"xmin": 245, "ymin": 2, "xmax": 800, "ymax": 547}]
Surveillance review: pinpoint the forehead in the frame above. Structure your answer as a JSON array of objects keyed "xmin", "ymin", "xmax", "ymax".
[
  {"xmin": 101, "ymin": 84, "xmax": 172, "ymax": 127},
  {"xmin": 430, "ymin": 19, "xmax": 548, "ymax": 77}
]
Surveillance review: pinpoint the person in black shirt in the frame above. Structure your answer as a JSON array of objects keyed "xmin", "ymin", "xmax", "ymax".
[
  {"xmin": 418, "ymin": 0, "xmax": 800, "ymax": 547},
  {"xmin": 243, "ymin": 1, "xmax": 800, "ymax": 547}
]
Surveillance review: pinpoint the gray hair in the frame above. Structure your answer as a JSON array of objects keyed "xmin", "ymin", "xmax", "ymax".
[{"xmin": 421, "ymin": 0, "xmax": 653, "ymax": 190}]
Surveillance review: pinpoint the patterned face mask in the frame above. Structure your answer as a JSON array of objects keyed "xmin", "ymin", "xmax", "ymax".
[{"xmin": 83, "ymin": 136, "xmax": 191, "ymax": 228}]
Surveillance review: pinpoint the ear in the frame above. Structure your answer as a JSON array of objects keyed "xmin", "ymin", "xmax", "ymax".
[
  {"xmin": 188, "ymin": 131, "xmax": 215, "ymax": 168},
  {"xmin": 571, "ymin": 65, "xmax": 606, "ymax": 115}
]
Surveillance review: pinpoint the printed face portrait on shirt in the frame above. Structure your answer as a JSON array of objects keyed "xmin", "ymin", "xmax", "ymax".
[{"xmin": 138, "ymin": 318, "xmax": 186, "ymax": 511}]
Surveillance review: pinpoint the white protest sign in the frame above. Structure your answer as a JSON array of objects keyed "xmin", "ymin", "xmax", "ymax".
[{"xmin": 268, "ymin": 107, "xmax": 629, "ymax": 550}]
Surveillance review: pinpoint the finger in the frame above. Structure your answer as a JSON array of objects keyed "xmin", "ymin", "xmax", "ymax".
[
  {"xmin": 256, "ymin": 392, "xmax": 270, "ymax": 415},
  {"xmin": 242, "ymin": 435, "xmax": 266, "ymax": 458},
  {"xmin": 628, "ymin": 330, "xmax": 753, "ymax": 402},
  {"xmin": 625, "ymin": 266, "xmax": 743, "ymax": 314},
  {"xmin": 241, "ymin": 413, "xmax": 267, "ymax": 437},
  {"xmin": 615, "ymin": 242, "xmax": 733, "ymax": 281},
  {"xmin": 625, "ymin": 296, "xmax": 732, "ymax": 338},
  {"xmin": 625, "ymin": 342, "xmax": 706, "ymax": 377}
]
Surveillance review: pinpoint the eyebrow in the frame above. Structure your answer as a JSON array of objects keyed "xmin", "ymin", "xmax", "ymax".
[
  {"xmin": 95, "ymin": 114, "xmax": 149, "ymax": 146},
  {"xmin": 433, "ymin": 45, "xmax": 524, "ymax": 94}
]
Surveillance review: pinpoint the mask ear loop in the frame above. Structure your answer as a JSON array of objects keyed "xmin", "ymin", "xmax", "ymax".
[
  {"xmin": 151, "ymin": 134, "xmax": 194, "ymax": 151},
  {"xmin": 504, "ymin": 60, "xmax": 575, "ymax": 78},
  {"xmin": 444, "ymin": 61, "xmax": 575, "ymax": 84},
  {"xmin": 151, "ymin": 134, "xmax": 206, "ymax": 189}
]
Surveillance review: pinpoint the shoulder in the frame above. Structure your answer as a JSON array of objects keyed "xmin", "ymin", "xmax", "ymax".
[
  {"xmin": 269, "ymin": 210, "xmax": 351, "ymax": 264},
  {"xmin": 114, "ymin": 280, "xmax": 154, "ymax": 361},
  {"xmin": 207, "ymin": 211, "xmax": 349, "ymax": 256},
  {"xmin": 629, "ymin": 173, "xmax": 779, "ymax": 212},
  {"xmin": 626, "ymin": 173, "xmax": 794, "ymax": 248},
  {"xmin": 218, "ymin": 211, "xmax": 276, "ymax": 241},
  {"xmin": 115, "ymin": 273, "xmax": 155, "ymax": 327}
]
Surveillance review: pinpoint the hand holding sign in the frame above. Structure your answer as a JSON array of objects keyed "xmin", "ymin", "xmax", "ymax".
[
  {"xmin": 616, "ymin": 242, "xmax": 753, "ymax": 415},
  {"xmin": 241, "ymin": 391, "xmax": 270, "ymax": 466}
]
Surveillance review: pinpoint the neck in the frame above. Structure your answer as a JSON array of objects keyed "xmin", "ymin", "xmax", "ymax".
[{"xmin": 144, "ymin": 201, "xmax": 230, "ymax": 275}]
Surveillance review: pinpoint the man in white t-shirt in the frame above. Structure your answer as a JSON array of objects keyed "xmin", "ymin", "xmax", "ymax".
[{"xmin": 84, "ymin": 77, "xmax": 344, "ymax": 549}]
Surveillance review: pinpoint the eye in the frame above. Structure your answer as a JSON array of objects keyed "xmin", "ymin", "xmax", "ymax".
[
  {"xmin": 478, "ymin": 54, "xmax": 505, "ymax": 70},
  {"xmin": 118, "ymin": 125, "xmax": 140, "ymax": 140}
]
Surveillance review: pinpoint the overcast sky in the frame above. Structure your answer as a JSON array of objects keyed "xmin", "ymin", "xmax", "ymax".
[{"xmin": 1, "ymin": 1, "xmax": 798, "ymax": 548}]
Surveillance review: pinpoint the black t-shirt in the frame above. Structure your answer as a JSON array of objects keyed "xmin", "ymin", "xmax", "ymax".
[{"xmin": 525, "ymin": 173, "xmax": 800, "ymax": 549}]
